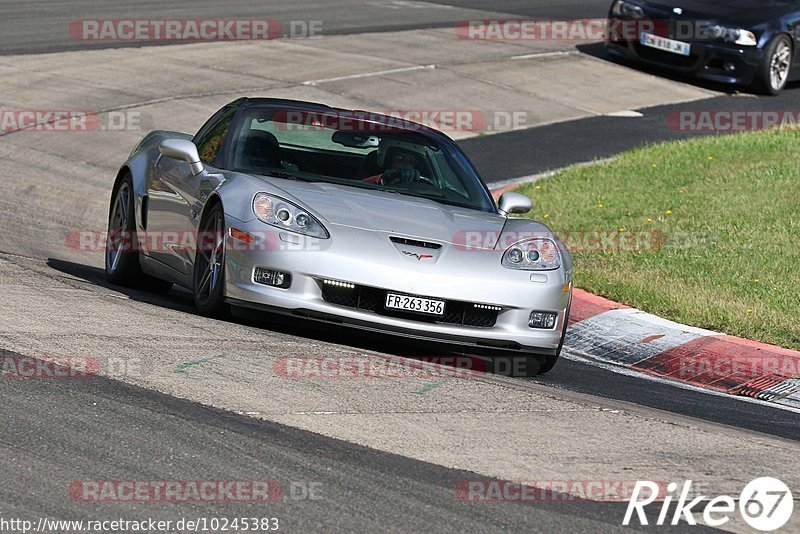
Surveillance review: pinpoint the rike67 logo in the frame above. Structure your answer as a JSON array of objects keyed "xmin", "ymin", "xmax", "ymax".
[{"xmin": 624, "ymin": 477, "xmax": 793, "ymax": 531}]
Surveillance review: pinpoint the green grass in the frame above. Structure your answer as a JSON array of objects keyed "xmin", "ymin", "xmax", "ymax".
[{"xmin": 516, "ymin": 129, "xmax": 800, "ymax": 349}]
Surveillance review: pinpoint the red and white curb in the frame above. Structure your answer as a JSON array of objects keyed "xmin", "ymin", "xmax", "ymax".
[
  {"xmin": 565, "ymin": 289, "xmax": 800, "ymax": 410},
  {"xmin": 490, "ymin": 185, "xmax": 800, "ymax": 408}
]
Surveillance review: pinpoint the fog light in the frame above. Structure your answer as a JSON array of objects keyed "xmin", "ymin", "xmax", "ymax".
[
  {"xmin": 254, "ymin": 267, "xmax": 291, "ymax": 288},
  {"xmin": 529, "ymin": 311, "xmax": 558, "ymax": 329},
  {"xmin": 724, "ymin": 62, "xmax": 737, "ymax": 72}
]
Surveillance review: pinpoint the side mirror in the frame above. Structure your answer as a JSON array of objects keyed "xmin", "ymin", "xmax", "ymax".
[
  {"xmin": 498, "ymin": 192, "xmax": 532, "ymax": 216},
  {"xmin": 159, "ymin": 139, "xmax": 204, "ymax": 176}
]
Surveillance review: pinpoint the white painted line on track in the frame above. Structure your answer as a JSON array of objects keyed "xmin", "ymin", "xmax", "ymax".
[
  {"xmin": 369, "ymin": 0, "xmax": 456, "ymax": 9},
  {"xmin": 605, "ymin": 110, "xmax": 644, "ymax": 117},
  {"xmin": 510, "ymin": 51, "xmax": 580, "ymax": 60},
  {"xmin": 302, "ymin": 50, "xmax": 580, "ymax": 86},
  {"xmin": 303, "ymin": 64, "xmax": 437, "ymax": 86}
]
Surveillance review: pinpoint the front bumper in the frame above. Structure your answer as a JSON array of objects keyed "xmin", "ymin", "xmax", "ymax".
[
  {"xmin": 223, "ymin": 220, "xmax": 571, "ymax": 355},
  {"xmin": 606, "ymin": 23, "xmax": 763, "ymax": 85}
]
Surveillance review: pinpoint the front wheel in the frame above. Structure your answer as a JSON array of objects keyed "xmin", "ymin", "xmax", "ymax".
[
  {"xmin": 538, "ymin": 299, "xmax": 572, "ymax": 375},
  {"xmin": 193, "ymin": 203, "xmax": 228, "ymax": 317},
  {"xmin": 755, "ymin": 35, "xmax": 793, "ymax": 95}
]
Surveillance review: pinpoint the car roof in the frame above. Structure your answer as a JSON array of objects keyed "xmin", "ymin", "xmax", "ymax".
[{"xmin": 237, "ymin": 97, "xmax": 450, "ymax": 140}]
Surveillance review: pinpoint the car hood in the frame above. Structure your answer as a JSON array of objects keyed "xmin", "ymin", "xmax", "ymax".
[
  {"xmin": 271, "ymin": 180, "xmax": 510, "ymax": 249},
  {"xmin": 642, "ymin": 0, "xmax": 793, "ymax": 26}
]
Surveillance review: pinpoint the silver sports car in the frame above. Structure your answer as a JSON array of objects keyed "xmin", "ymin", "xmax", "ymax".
[{"xmin": 106, "ymin": 98, "xmax": 573, "ymax": 373}]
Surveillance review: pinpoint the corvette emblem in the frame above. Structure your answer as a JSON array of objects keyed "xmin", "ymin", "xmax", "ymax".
[{"xmin": 403, "ymin": 251, "xmax": 434, "ymax": 261}]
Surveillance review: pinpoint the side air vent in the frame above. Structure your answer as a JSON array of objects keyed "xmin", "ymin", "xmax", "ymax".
[{"xmin": 390, "ymin": 236, "xmax": 442, "ymax": 250}]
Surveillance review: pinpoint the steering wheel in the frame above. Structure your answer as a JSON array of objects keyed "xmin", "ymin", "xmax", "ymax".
[
  {"xmin": 413, "ymin": 175, "xmax": 437, "ymax": 187},
  {"xmin": 382, "ymin": 168, "xmax": 436, "ymax": 188}
]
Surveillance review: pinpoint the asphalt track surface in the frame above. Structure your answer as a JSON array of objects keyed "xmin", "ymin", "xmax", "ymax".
[
  {"xmin": 461, "ymin": 69, "xmax": 800, "ymax": 182},
  {"xmin": 32, "ymin": 259, "xmax": 800, "ymax": 442},
  {"xmin": 6, "ymin": 348, "xmax": 684, "ymax": 533},
  {"xmin": 1, "ymin": 1, "xmax": 799, "ymax": 531},
  {"xmin": 0, "ymin": 0, "xmax": 611, "ymax": 55}
]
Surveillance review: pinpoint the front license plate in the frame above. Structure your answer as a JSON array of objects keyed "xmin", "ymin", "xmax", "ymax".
[
  {"xmin": 385, "ymin": 293, "xmax": 445, "ymax": 316},
  {"xmin": 640, "ymin": 32, "xmax": 691, "ymax": 56}
]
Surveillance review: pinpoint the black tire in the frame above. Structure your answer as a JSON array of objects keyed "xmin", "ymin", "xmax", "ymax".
[
  {"xmin": 538, "ymin": 298, "xmax": 572, "ymax": 375},
  {"xmin": 193, "ymin": 203, "xmax": 228, "ymax": 317},
  {"xmin": 106, "ymin": 172, "xmax": 173, "ymax": 294},
  {"xmin": 755, "ymin": 35, "xmax": 793, "ymax": 95}
]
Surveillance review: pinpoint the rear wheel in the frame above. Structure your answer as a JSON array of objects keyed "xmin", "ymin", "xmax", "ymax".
[
  {"xmin": 755, "ymin": 35, "xmax": 793, "ymax": 95},
  {"xmin": 193, "ymin": 203, "xmax": 228, "ymax": 317},
  {"xmin": 106, "ymin": 173, "xmax": 173, "ymax": 294}
]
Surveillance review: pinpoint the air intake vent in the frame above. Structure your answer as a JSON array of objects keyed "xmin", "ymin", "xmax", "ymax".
[
  {"xmin": 320, "ymin": 281, "xmax": 499, "ymax": 328},
  {"xmin": 390, "ymin": 236, "xmax": 442, "ymax": 250}
]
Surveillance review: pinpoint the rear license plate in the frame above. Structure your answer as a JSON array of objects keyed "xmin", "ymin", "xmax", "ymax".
[
  {"xmin": 640, "ymin": 32, "xmax": 691, "ymax": 56},
  {"xmin": 385, "ymin": 293, "xmax": 445, "ymax": 316}
]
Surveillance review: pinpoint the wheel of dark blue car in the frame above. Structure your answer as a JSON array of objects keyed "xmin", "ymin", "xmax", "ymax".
[{"xmin": 757, "ymin": 35, "xmax": 793, "ymax": 95}]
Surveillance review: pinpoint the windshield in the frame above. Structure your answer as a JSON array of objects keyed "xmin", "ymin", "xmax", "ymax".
[{"xmin": 229, "ymin": 107, "xmax": 496, "ymax": 213}]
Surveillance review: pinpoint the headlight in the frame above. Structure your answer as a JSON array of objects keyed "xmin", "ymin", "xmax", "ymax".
[
  {"xmin": 502, "ymin": 238, "xmax": 561, "ymax": 271},
  {"xmin": 252, "ymin": 193, "xmax": 329, "ymax": 239},
  {"xmin": 611, "ymin": 0, "xmax": 644, "ymax": 19},
  {"xmin": 734, "ymin": 30, "xmax": 757, "ymax": 46},
  {"xmin": 708, "ymin": 25, "xmax": 757, "ymax": 46}
]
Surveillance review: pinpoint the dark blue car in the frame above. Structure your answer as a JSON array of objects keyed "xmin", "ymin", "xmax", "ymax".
[{"xmin": 605, "ymin": 0, "xmax": 800, "ymax": 94}]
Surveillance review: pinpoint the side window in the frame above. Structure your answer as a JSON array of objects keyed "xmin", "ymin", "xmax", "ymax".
[
  {"xmin": 194, "ymin": 106, "xmax": 237, "ymax": 166},
  {"xmin": 433, "ymin": 150, "xmax": 468, "ymax": 197}
]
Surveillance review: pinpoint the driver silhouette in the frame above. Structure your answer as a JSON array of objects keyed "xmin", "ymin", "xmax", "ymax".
[{"xmin": 361, "ymin": 141, "xmax": 423, "ymax": 185}]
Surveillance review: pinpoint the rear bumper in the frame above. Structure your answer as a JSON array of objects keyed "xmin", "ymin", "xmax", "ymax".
[{"xmin": 606, "ymin": 35, "xmax": 762, "ymax": 86}]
